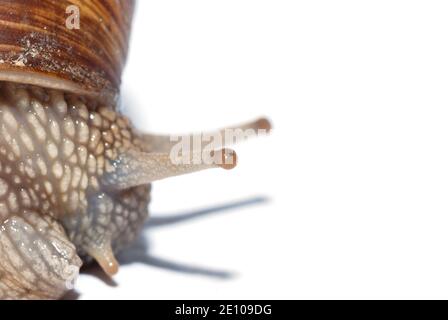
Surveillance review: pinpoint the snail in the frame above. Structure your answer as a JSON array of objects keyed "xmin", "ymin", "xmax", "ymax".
[{"xmin": 0, "ymin": 0, "xmax": 271, "ymax": 300}]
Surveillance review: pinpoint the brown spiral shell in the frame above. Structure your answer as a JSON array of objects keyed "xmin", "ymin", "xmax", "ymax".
[{"xmin": 0, "ymin": 0, "xmax": 135, "ymax": 104}]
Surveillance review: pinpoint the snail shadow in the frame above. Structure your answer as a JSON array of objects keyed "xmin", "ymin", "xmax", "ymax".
[
  {"xmin": 63, "ymin": 196, "xmax": 268, "ymax": 300},
  {"xmin": 118, "ymin": 196, "xmax": 269, "ymax": 278}
]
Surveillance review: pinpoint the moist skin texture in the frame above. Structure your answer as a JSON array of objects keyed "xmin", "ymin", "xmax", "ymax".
[
  {"xmin": 0, "ymin": 81, "xmax": 150, "ymax": 299},
  {"xmin": 0, "ymin": 81, "xmax": 253, "ymax": 299}
]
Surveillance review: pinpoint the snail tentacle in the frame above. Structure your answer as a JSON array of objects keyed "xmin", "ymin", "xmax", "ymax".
[
  {"xmin": 103, "ymin": 148, "xmax": 237, "ymax": 190},
  {"xmin": 84, "ymin": 240, "xmax": 119, "ymax": 277},
  {"xmin": 140, "ymin": 117, "xmax": 272, "ymax": 153}
]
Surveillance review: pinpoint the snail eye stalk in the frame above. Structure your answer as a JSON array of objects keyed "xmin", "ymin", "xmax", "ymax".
[
  {"xmin": 104, "ymin": 117, "xmax": 271, "ymax": 190},
  {"xmin": 140, "ymin": 117, "xmax": 272, "ymax": 153},
  {"xmin": 104, "ymin": 148, "xmax": 238, "ymax": 190}
]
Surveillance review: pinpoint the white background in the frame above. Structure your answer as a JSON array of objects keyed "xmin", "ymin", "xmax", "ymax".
[{"xmin": 77, "ymin": 0, "xmax": 448, "ymax": 299}]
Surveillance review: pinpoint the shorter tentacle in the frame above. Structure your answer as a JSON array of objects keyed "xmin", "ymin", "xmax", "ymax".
[
  {"xmin": 84, "ymin": 240, "xmax": 119, "ymax": 277},
  {"xmin": 103, "ymin": 148, "xmax": 237, "ymax": 190},
  {"xmin": 140, "ymin": 117, "xmax": 272, "ymax": 153}
]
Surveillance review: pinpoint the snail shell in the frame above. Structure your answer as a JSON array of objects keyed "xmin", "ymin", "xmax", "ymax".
[
  {"xmin": 0, "ymin": 0, "xmax": 269, "ymax": 300},
  {"xmin": 0, "ymin": 0, "xmax": 134, "ymax": 104}
]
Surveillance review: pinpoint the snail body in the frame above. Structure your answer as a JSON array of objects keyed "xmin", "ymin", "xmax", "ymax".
[{"xmin": 0, "ymin": 0, "xmax": 270, "ymax": 299}]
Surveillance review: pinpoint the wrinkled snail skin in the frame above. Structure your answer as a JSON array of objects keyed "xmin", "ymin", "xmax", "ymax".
[
  {"xmin": 0, "ymin": 82, "xmax": 151, "ymax": 299},
  {"xmin": 0, "ymin": 1, "xmax": 271, "ymax": 299}
]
